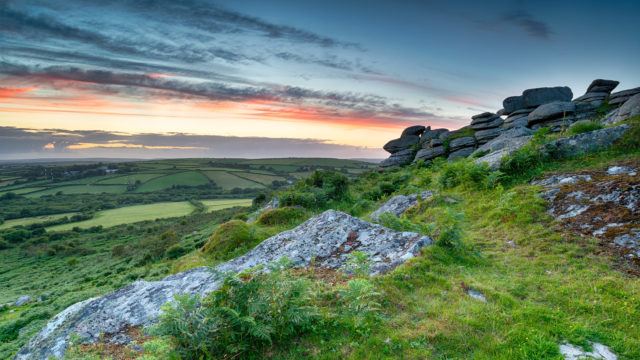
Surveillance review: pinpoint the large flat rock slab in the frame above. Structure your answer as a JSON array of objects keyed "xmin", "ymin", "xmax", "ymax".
[{"xmin": 18, "ymin": 210, "xmax": 431, "ymax": 360}]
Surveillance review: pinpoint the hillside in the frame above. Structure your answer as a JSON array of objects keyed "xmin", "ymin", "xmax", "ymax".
[{"xmin": 3, "ymin": 81, "xmax": 640, "ymax": 359}]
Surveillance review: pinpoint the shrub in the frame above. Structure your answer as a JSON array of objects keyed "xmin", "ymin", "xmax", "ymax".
[
  {"xmin": 111, "ymin": 244, "xmax": 130, "ymax": 257},
  {"xmin": 0, "ymin": 239, "xmax": 9, "ymax": 250},
  {"xmin": 566, "ymin": 120, "xmax": 603, "ymax": 135},
  {"xmin": 614, "ymin": 115, "xmax": 640, "ymax": 151},
  {"xmin": 256, "ymin": 206, "xmax": 308, "ymax": 226},
  {"xmin": 306, "ymin": 170, "xmax": 349, "ymax": 200},
  {"xmin": 165, "ymin": 244, "xmax": 189, "ymax": 259},
  {"xmin": 337, "ymin": 279, "xmax": 381, "ymax": 333},
  {"xmin": 3, "ymin": 229, "xmax": 32, "ymax": 243},
  {"xmin": 280, "ymin": 189, "xmax": 324, "ymax": 209},
  {"xmin": 437, "ymin": 159, "xmax": 495, "ymax": 190},
  {"xmin": 154, "ymin": 267, "xmax": 319, "ymax": 359},
  {"xmin": 436, "ymin": 209, "xmax": 464, "ymax": 249},
  {"xmin": 141, "ymin": 230, "xmax": 179, "ymax": 259},
  {"xmin": 202, "ymin": 220, "xmax": 261, "ymax": 260}
]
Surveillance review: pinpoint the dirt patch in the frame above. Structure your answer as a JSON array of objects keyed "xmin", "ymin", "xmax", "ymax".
[
  {"xmin": 75, "ymin": 326, "xmax": 149, "ymax": 360},
  {"xmin": 534, "ymin": 160, "xmax": 640, "ymax": 274}
]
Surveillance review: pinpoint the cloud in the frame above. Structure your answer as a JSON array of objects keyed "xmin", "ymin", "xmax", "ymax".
[
  {"xmin": 0, "ymin": 61, "xmax": 455, "ymax": 127},
  {"xmin": 501, "ymin": 9, "xmax": 552, "ymax": 39},
  {"xmin": 0, "ymin": 126, "xmax": 386, "ymax": 159}
]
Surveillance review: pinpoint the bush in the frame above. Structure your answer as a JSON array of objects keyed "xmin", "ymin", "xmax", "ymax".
[
  {"xmin": 165, "ymin": 244, "xmax": 189, "ymax": 259},
  {"xmin": 155, "ymin": 267, "xmax": 319, "ymax": 359},
  {"xmin": 256, "ymin": 206, "xmax": 308, "ymax": 226},
  {"xmin": 202, "ymin": 220, "xmax": 261, "ymax": 260},
  {"xmin": 140, "ymin": 230, "xmax": 179, "ymax": 259},
  {"xmin": 437, "ymin": 159, "xmax": 495, "ymax": 190},
  {"xmin": 3, "ymin": 229, "xmax": 32, "ymax": 243},
  {"xmin": 436, "ymin": 209, "xmax": 464, "ymax": 249},
  {"xmin": 614, "ymin": 115, "xmax": 640, "ymax": 151},
  {"xmin": 0, "ymin": 239, "xmax": 9, "ymax": 250},
  {"xmin": 566, "ymin": 120, "xmax": 603, "ymax": 135}
]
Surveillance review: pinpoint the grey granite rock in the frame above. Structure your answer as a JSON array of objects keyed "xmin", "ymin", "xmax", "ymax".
[
  {"xmin": 383, "ymin": 135, "xmax": 420, "ymax": 154},
  {"xmin": 448, "ymin": 136, "xmax": 476, "ymax": 151},
  {"xmin": 543, "ymin": 124, "xmax": 629, "ymax": 158},
  {"xmin": 380, "ymin": 148, "xmax": 415, "ymax": 168},
  {"xmin": 503, "ymin": 95, "xmax": 525, "ymax": 114},
  {"xmin": 419, "ymin": 128, "xmax": 449, "ymax": 146},
  {"xmin": 522, "ymin": 86, "xmax": 573, "ymax": 108},
  {"xmin": 448, "ymin": 147, "xmax": 475, "ymax": 160},
  {"xmin": 414, "ymin": 146, "xmax": 446, "ymax": 161},
  {"xmin": 609, "ymin": 87, "xmax": 640, "ymax": 105},
  {"xmin": 528, "ymin": 101, "xmax": 576, "ymax": 125},
  {"xmin": 370, "ymin": 191, "xmax": 433, "ymax": 221},
  {"xmin": 586, "ymin": 79, "xmax": 619, "ymax": 93},
  {"xmin": 401, "ymin": 125, "xmax": 426, "ymax": 137},
  {"xmin": 18, "ymin": 210, "xmax": 432, "ymax": 360},
  {"xmin": 471, "ymin": 116, "xmax": 503, "ymax": 130},
  {"xmin": 613, "ymin": 93, "xmax": 640, "ymax": 123},
  {"xmin": 474, "ymin": 127, "xmax": 502, "ymax": 143},
  {"xmin": 15, "ymin": 296, "xmax": 32, "ymax": 307}
]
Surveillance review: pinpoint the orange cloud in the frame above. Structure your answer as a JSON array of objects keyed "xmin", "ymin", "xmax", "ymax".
[
  {"xmin": 0, "ymin": 87, "xmax": 37, "ymax": 99},
  {"xmin": 66, "ymin": 142, "xmax": 204, "ymax": 150}
]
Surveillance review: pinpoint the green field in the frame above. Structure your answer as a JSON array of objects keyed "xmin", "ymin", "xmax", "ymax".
[
  {"xmin": 26, "ymin": 184, "xmax": 128, "ymax": 197},
  {"xmin": 0, "ymin": 212, "xmax": 78, "ymax": 230},
  {"xmin": 96, "ymin": 173, "xmax": 164, "ymax": 185},
  {"xmin": 203, "ymin": 171, "xmax": 265, "ymax": 190},
  {"xmin": 135, "ymin": 171, "xmax": 210, "ymax": 192},
  {"xmin": 202, "ymin": 199, "xmax": 253, "ymax": 212},
  {"xmin": 46, "ymin": 199, "xmax": 252, "ymax": 231}
]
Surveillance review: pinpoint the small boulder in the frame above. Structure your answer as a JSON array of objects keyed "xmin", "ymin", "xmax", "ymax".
[
  {"xmin": 15, "ymin": 295, "xmax": 32, "ymax": 307},
  {"xmin": 522, "ymin": 86, "xmax": 573, "ymax": 108},
  {"xmin": 383, "ymin": 135, "xmax": 420, "ymax": 154},
  {"xmin": 401, "ymin": 125, "xmax": 426, "ymax": 137},
  {"xmin": 420, "ymin": 128, "xmax": 449, "ymax": 146},
  {"xmin": 528, "ymin": 101, "xmax": 576, "ymax": 125},
  {"xmin": 370, "ymin": 191, "xmax": 433, "ymax": 221}
]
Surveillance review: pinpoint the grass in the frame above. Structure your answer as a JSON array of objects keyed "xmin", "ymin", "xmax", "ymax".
[
  {"xmin": 203, "ymin": 171, "xmax": 265, "ymax": 189},
  {"xmin": 26, "ymin": 184, "xmax": 127, "ymax": 197},
  {"xmin": 0, "ymin": 212, "xmax": 78, "ymax": 230},
  {"xmin": 96, "ymin": 173, "xmax": 164, "ymax": 185},
  {"xmin": 135, "ymin": 171, "xmax": 210, "ymax": 192},
  {"xmin": 47, "ymin": 202, "xmax": 197, "ymax": 231},
  {"xmin": 201, "ymin": 199, "xmax": 253, "ymax": 212},
  {"xmin": 232, "ymin": 172, "xmax": 286, "ymax": 185}
]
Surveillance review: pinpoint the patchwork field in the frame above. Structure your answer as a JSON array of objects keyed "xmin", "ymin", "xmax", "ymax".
[
  {"xmin": 0, "ymin": 212, "xmax": 78, "ymax": 230},
  {"xmin": 46, "ymin": 199, "xmax": 252, "ymax": 231}
]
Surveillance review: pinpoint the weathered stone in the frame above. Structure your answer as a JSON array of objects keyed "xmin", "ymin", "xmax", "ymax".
[
  {"xmin": 471, "ymin": 112, "xmax": 495, "ymax": 121},
  {"xmin": 474, "ymin": 134, "xmax": 532, "ymax": 170},
  {"xmin": 419, "ymin": 128, "xmax": 448, "ymax": 146},
  {"xmin": 503, "ymin": 95, "xmax": 525, "ymax": 114},
  {"xmin": 510, "ymin": 107, "xmax": 537, "ymax": 116},
  {"xmin": 448, "ymin": 136, "xmax": 476, "ymax": 151},
  {"xmin": 401, "ymin": 125, "xmax": 426, "ymax": 137},
  {"xmin": 522, "ymin": 86, "xmax": 573, "ymax": 108},
  {"xmin": 574, "ymin": 91, "xmax": 610, "ymax": 102},
  {"xmin": 448, "ymin": 147, "xmax": 475, "ymax": 160},
  {"xmin": 471, "ymin": 117, "xmax": 503, "ymax": 130},
  {"xmin": 559, "ymin": 342, "xmax": 618, "ymax": 360},
  {"xmin": 496, "ymin": 108, "xmax": 505, "ymax": 116},
  {"xmin": 18, "ymin": 210, "xmax": 432, "ymax": 360},
  {"xmin": 609, "ymin": 87, "xmax": 640, "ymax": 105},
  {"xmin": 414, "ymin": 146, "xmax": 446, "ymax": 161},
  {"xmin": 370, "ymin": 191, "xmax": 433, "ymax": 221},
  {"xmin": 543, "ymin": 124, "xmax": 629, "ymax": 158},
  {"xmin": 383, "ymin": 135, "xmax": 420, "ymax": 154},
  {"xmin": 613, "ymin": 93, "xmax": 640, "ymax": 123},
  {"xmin": 15, "ymin": 295, "xmax": 32, "ymax": 307},
  {"xmin": 380, "ymin": 148, "xmax": 415, "ymax": 168},
  {"xmin": 528, "ymin": 101, "xmax": 576, "ymax": 125},
  {"xmin": 586, "ymin": 79, "xmax": 619, "ymax": 94},
  {"xmin": 474, "ymin": 127, "xmax": 502, "ymax": 142},
  {"xmin": 430, "ymin": 138, "xmax": 443, "ymax": 147}
]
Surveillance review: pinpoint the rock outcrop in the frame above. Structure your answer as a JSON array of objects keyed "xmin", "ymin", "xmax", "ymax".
[
  {"xmin": 533, "ymin": 164, "xmax": 639, "ymax": 266},
  {"xmin": 18, "ymin": 210, "xmax": 432, "ymax": 360},
  {"xmin": 542, "ymin": 124, "xmax": 629, "ymax": 158},
  {"xmin": 379, "ymin": 78, "xmax": 638, "ymax": 170}
]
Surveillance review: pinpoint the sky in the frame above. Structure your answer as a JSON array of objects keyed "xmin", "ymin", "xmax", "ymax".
[{"xmin": 1, "ymin": 0, "xmax": 639, "ymax": 160}]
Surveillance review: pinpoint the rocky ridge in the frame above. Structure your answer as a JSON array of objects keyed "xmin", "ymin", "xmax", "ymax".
[
  {"xmin": 17, "ymin": 210, "xmax": 432, "ymax": 360},
  {"xmin": 381, "ymin": 79, "xmax": 639, "ymax": 168}
]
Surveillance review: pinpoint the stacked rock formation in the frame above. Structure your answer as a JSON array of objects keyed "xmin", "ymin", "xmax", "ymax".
[
  {"xmin": 380, "ymin": 78, "xmax": 639, "ymax": 169},
  {"xmin": 379, "ymin": 125, "xmax": 425, "ymax": 167}
]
